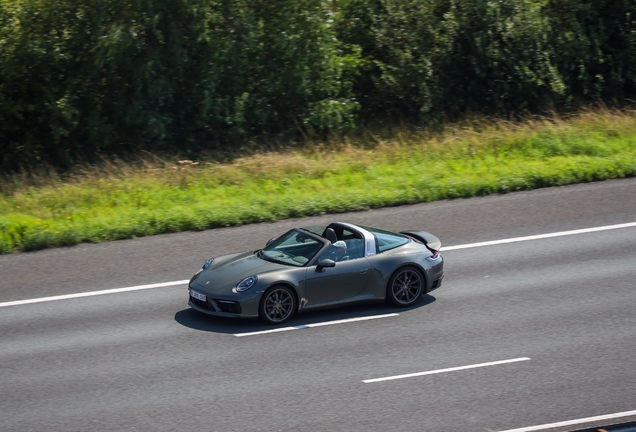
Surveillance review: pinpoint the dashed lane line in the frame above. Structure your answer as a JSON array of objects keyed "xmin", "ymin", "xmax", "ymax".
[
  {"xmin": 498, "ymin": 409, "xmax": 636, "ymax": 432},
  {"xmin": 363, "ymin": 357, "xmax": 531, "ymax": 383},
  {"xmin": 233, "ymin": 313, "xmax": 399, "ymax": 337}
]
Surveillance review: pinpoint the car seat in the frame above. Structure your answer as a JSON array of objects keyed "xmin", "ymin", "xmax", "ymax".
[{"xmin": 325, "ymin": 227, "xmax": 338, "ymax": 243}]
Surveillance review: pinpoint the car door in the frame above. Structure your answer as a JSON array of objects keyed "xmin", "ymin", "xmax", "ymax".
[{"xmin": 303, "ymin": 257, "xmax": 371, "ymax": 306}]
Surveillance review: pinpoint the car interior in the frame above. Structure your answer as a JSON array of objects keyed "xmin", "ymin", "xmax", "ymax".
[{"xmin": 320, "ymin": 225, "xmax": 365, "ymax": 262}]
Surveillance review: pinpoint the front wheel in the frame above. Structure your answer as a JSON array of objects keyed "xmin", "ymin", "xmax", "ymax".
[
  {"xmin": 259, "ymin": 285, "xmax": 296, "ymax": 325},
  {"xmin": 387, "ymin": 266, "xmax": 424, "ymax": 307}
]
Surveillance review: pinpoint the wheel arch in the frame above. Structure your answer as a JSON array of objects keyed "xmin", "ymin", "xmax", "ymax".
[{"xmin": 386, "ymin": 262, "xmax": 429, "ymax": 293}]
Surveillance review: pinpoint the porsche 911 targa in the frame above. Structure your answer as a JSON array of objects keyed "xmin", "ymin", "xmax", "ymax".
[{"xmin": 188, "ymin": 222, "xmax": 444, "ymax": 324}]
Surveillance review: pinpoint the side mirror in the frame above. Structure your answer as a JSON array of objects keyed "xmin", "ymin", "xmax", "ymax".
[
  {"xmin": 316, "ymin": 259, "xmax": 336, "ymax": 271},
  {"xmin": 266, "ymin": 237, "xmax": 277, "ymax": 246}
]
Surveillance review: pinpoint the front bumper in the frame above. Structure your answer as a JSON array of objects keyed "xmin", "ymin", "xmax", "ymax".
[{"xmin": 188, "ymin": 287, "xmax": 261, "ymax": 318}]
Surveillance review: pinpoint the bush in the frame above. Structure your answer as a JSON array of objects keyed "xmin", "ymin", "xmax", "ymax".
[
  {"xmin": 2, "ymin": 0, "xmax": 636, "ymax": 171},
  {"xmin": 0, "ymin": 0, "xmax": 360, "ymax": 171}
]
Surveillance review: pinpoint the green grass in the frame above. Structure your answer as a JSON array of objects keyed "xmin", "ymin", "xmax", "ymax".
[{"xmin": 2, "ymin": 108, "xmax": 636, "ymax": 254}]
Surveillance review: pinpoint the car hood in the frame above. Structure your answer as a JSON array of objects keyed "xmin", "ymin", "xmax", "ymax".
[{"xmin": 191, "ymin": 251, "xmax": 288, "ymax": 292}]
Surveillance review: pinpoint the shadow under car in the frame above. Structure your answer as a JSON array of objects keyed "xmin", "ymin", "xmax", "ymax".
[{"xmin": 174, "ymin": 294, "xmax": 436, "ymax": 334}]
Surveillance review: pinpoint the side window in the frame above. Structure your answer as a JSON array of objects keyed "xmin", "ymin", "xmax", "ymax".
[
  {"xmin": 319, "ymin": 242, "xmax": 347, "ymax": 262},
  {"xmin": 318, "ymin": 227, "xmax": 366, "ymax": 262},
  {"xmin": 342, "ymin": 238, "xmax": 364, "ymax": 260},
  {"xmin": 373, "ymin": 232, "xmax": 409, "ymax": 253},
  {"xmin": 359, "ymin": 225, "xmax": 410, "ymax": 253}
]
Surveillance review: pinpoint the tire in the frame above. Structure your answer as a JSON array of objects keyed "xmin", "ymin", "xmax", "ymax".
[
  {"xmin": 387, "ymin": 266, "xmax": 424, "ymax": 307},
  {"xmin": 259, "ymin": 285, "xmax": 297, "ymax": 325}
]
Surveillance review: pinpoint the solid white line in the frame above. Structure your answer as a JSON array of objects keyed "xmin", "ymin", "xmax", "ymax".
[
  {"xmin": 363, "ymin": 357, "xmax": 531, "ymax": 383},
  {"xmin": 3, "ymin": 221, "xmax": 635, "ymax": 309},
  {"xmin": 233, "ymin": 313, "xmax": 399, "ymax": 337},
  {"xmin": 498, "ymin": 409, "xmax": 636, "ymax": 432},
  {"xmin": 441, "ymin": 221, "xmax": 636, "ymax": 251},
  {"xmin": 0, "ymin": 280, "xmax": 190, "ymax": 308}
]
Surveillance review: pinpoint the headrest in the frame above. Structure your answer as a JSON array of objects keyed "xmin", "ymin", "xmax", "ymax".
[{"xmin": 325, "ymin": 228, "xmax": 337, "ymax": 243}]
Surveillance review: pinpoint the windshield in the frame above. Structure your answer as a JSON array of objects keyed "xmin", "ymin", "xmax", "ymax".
[{"xmin": 260, "ymin": 229, "xmax": 325, "ymax": 267}]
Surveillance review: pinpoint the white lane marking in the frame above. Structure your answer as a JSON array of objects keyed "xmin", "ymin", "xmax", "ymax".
[
  {"xmin": 442, "ymin": 221, "xmax": 636, "ymax": 251},
  {"xmin": 233, "ymin": 313, "xmax": 399, "ymax": 337},
  {"xmin": 498, "ymin": 409, "xmax": 636, "ymax": 432},
  {"xmin": 363, "ymin": 357, "xmax": 530, "ymax": 383},
  {"xmin": 2, "ymin": 221, "xmax": 635, "ymax": 309},
  {"xmin": 0, "ymin": 280, "xmax": 190, "ymax": 308}
]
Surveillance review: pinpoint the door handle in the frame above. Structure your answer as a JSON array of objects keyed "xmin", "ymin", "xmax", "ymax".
[{"xmin": 359, "ymin": 269, "xmax": 370, "ymax": 274}]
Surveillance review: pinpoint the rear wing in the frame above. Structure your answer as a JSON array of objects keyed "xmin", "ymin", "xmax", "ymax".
[{"xmin": 399, "ymin": 230, "xmax": 441, "ymax": 252}]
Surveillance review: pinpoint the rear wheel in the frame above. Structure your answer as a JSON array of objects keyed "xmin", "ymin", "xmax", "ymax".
[
  {"xmin": 259, "ymin": 285, "xmax": 296, "ymax": 325},
  {"xmin": 387, "ymin": 266, "xmax": 424, "ymax": 307}
]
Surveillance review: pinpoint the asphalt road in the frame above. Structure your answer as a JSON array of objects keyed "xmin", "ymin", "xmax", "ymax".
[{"xmin": 1, "ymin": 178, "xmax": 636, "ymax": 432}]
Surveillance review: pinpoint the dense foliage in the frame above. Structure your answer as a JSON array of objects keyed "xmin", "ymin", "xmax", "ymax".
[{"xmin": 1, "ymin": 0, "xmax": 636, "ymax": 171}]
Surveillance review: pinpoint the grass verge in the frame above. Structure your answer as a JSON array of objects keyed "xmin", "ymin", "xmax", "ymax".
[{"xmin": 2, "ymin": 108, "xmax": 636, "ymax": 254}]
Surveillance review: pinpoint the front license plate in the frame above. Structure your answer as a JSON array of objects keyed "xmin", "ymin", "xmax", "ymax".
[{"xmin": 190, "ymin": 289, "xmax": 206, "ymax": 302}]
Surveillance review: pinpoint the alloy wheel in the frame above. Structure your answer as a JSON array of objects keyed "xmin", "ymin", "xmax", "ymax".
[
  {"xmin": 262, "ymin": 287, "xmax": 295, "ymax": 324},
  {"xmin": 390, "ymin": 268, "xmax": 423, "ymax": 306}
]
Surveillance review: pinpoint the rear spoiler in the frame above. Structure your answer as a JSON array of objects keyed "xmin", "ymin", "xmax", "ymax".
[{"xmin": 400, "ymin": 230, "xmax": 442, "ymax": 252}]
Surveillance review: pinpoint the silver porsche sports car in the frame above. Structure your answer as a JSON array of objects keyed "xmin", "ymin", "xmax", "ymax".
[{"xmin": 188, "ymin": 222, "xmax": 444, "ymax": 324}]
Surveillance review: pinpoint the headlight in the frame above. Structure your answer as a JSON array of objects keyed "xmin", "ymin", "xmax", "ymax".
[
  {"xmin": 196, "ymin": 258, "xmax": 214, "ymax": 275},
  {"xmin": 236, "ymin": 276, "xmax": 258, "ymax": 292}
]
